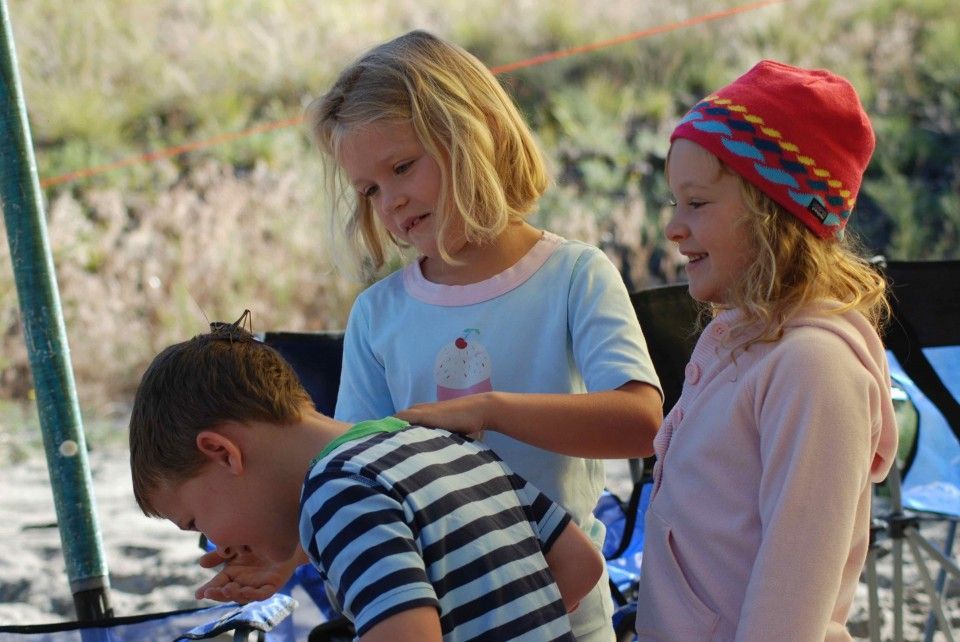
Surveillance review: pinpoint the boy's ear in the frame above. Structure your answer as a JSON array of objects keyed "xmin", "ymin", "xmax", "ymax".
[{"xmin": 196, "ymin": 427, "xmax": 244, "ymax": 474}]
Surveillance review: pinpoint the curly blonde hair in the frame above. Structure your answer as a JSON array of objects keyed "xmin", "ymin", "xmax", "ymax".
[
  {"xmin": 307, "ymin": 30, "xmax": 548, "ymax": 279},
  {"xmin": 720, "ymin": 168, "xmax": 889, "ymax": 349}
]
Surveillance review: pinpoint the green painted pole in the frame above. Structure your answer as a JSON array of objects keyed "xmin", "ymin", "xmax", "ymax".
[{"xmin": 0, "ymin": 0, "xmax": 112, "ymax": 621}]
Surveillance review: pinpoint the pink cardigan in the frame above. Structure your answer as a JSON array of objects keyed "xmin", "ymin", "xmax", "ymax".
[{"xmin": 635, "ymin": 306, "xmax": 897, "ymax": 641}]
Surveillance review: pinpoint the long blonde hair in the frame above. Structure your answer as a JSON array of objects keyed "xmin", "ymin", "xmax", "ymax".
[
  {"xmin": 722, "ymin": 171, "xmax": 889, "ymax": 348},
  {"xmin": 307, "ymin": 30, "xmax": 548, "ymax": 279}
]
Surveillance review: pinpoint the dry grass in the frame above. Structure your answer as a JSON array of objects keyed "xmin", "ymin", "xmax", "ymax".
[
  {"xmin": 3, "ymin": 0, "xmax": 727, "ymax": 414},
  {"xmin": 0, "ymin": 158, "xmax": 360, "ymax": 413},
  {"xmin": 2, "ymin": 0, "xmax": 958, "ymax": 418}
]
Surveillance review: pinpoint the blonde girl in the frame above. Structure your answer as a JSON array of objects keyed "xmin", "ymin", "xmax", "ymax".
[
  {"xmin": 308, "ymin": 30, "xmax": 663, "ymax": 642},
  {"xmin": 634, "ymin": 60, "xmax": 898, "ymax": 641}
]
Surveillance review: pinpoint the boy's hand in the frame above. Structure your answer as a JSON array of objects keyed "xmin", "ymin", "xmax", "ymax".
[{"xmin": 195, "ymin": 549, "xmax": 299, "ymax": 603}]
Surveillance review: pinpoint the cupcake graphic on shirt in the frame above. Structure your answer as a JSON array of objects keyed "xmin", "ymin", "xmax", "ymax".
[{"xmin": 434, "ymin": 329, "xmax": 493, "ymax": 401}]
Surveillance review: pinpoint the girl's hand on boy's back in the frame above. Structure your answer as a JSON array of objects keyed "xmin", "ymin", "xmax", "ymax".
[
  {"xmin": 396, "ymin": 392, "xmax": 492, "ymax": 439},
  {"xmin": 399, "ymin": 382, "xmax": 662, "ymax": 458}
]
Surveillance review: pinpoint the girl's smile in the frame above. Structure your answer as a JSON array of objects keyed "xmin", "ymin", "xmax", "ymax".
[
  {"xmin": 665, "ymin": 139, "xmax": 753, "ymax": 305},
  {"xmin": 403, "ymin": 213, "xmax": 431, "ymax": 233}
]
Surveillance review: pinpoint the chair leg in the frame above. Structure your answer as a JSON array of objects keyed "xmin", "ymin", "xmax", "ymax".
[
  {"xmin": 232, "ymin": 629, "xmax": 265, "ymax": 642},
  {"xmin": 893, "ymin": 535, "xmax": 904, "ymax": 642},
  {"xmin": 906, "ymin": 527, "xmax": 957, "ymax": 642},
  {"xmin": 884, "ymin": 466, "xmax": 909, "ymax": 642},
  {"xmin": 923, "ymin": 521, "xmax": 958, "ymax": 642},
  {"xmin": 865, "ymin": 544, "xmax": 882, "ymax": 642},
  {"xmin": 911, "ymin": 523, "xmax": 960, "ymax": 578},
  {"xmin": 871, "ymin": 463, "xmax": 960, "ymax": 641}
]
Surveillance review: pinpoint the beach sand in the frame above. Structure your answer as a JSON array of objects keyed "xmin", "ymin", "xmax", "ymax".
[{"xmin": 0, "ymin": 450, "xmax": 956, "ymax": 639}]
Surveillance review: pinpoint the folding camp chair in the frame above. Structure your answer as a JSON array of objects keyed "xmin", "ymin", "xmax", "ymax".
[
  {"xmin": 592, "ymin": 284, "xmax": 703, "ymax": 640},
  {"xmin": 865, "ymin": 259, "xmax": 960, "ymax": 642},
  {"xmin": 0, "ymin": 594, "xmax": 298, "ymax": 642}
]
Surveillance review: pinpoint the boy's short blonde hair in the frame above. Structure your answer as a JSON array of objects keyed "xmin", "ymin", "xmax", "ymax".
[
  {"xmin": 128, "ymin": 327, "xmax": 312, "ymax": 516},
  {"xmin": 307, "ymin": 30, "xmax": 548, "ymax": 277}
]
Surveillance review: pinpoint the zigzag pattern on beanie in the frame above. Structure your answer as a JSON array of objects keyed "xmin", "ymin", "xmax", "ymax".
[{"xmin": 679, "ymin": 95, "xmax": 854, "ymax": 235}]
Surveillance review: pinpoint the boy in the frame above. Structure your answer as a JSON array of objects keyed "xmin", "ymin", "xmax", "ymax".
[{"xmin": 129, "ymin": 320, "xmax": 603, "ymax": 642}]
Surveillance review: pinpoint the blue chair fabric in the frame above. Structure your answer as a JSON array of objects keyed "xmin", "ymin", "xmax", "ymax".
[{"xmin": 0, "ymin": 594, "xmax": 297, "ymax": 642}]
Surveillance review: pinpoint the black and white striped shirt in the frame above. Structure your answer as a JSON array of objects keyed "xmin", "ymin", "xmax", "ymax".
[{"xmin": 300, "ymin": 420, "xmax": 575, "ymax": 641}]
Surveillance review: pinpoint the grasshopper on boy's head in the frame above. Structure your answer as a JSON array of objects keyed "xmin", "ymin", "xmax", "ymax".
[{"xmin": 128, "ymin": 323, "xmax": 312, "ymax": 516}]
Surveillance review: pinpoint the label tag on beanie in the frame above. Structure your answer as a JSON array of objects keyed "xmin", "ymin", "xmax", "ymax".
[{"xmin": 807, "ymin": 197, "xmax": 830, "ymax": 222}]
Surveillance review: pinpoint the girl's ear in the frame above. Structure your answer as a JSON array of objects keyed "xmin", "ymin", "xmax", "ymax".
[{"xmin": 196, "ymin": 427, "xmax": 244, "ymax": 475}]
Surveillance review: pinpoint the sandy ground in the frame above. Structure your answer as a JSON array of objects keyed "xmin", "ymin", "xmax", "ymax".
[{"xmin": 0, "ymin": 450, "xmax": 956, "ymax": 639}]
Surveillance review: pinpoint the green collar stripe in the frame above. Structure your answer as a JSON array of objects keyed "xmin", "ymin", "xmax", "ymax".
[{"xmin": 315, "ymin": 416, "xmax": 410, "ymax": 461}]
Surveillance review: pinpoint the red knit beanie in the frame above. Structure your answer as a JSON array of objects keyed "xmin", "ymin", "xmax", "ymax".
[{"xmin": 670, "ymin": 60, "xmax": 875, "ymax": 239}]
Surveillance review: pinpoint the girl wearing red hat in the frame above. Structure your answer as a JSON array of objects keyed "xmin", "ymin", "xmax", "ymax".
[{"xmin": 634, "ymin": 60, "xmax": 898, "ymax": 641}]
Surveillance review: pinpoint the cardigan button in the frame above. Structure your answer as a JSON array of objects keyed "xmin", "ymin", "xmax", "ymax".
[{"xmin": 685, "ymin": 362, "xmax": 701, "ymax": 385}]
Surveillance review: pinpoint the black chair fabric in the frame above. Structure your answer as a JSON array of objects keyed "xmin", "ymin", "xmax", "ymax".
[
  {"xmin": 882, "ymin": 259, "xmax": 960, "ymax": 441},
  {"xmin": 262, "ymin": 331, "xmax": 345, "ymax": 416},
  {"xmin": 629, "ymin": 284, "xmax": 703, "ymax": 414}
]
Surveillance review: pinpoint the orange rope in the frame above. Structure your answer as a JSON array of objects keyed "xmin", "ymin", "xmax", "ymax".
[
  {"xmin": 489, "ymin": 0, "xmax": 786, "ymax": 74},
  {"xmin": 39, "ymin": 0, "xmax": 786, "ymax": 189},
  {"xmin": 40, "ymin": 116, "xmax": 304, "ymax": 188}
]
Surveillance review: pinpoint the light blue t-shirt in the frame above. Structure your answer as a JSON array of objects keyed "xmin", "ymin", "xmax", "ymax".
[{"xmin": 334, "ymin": 231, "xmax": 661, "ymax": 640}]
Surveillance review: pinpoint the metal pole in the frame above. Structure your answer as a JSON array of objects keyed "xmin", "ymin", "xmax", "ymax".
[{"xmin": 0, "ymin": 0, "xmax": 112, "ymax": 621}]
